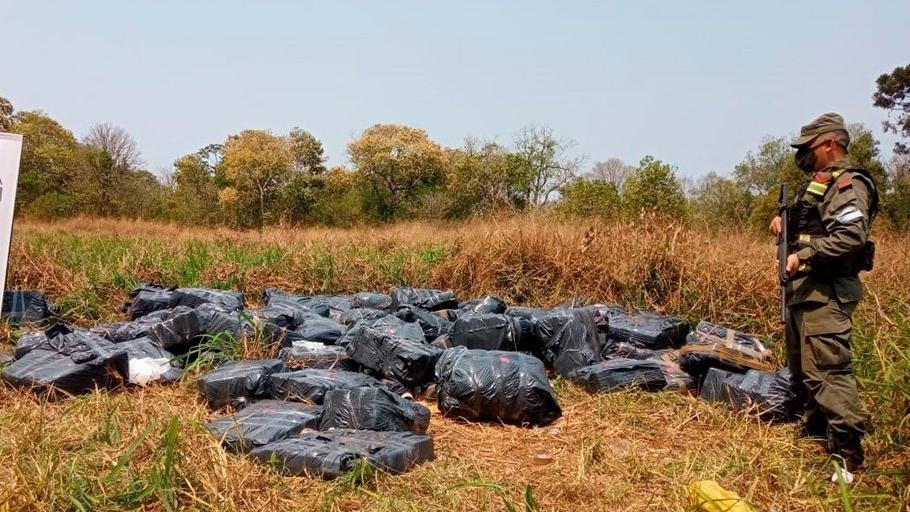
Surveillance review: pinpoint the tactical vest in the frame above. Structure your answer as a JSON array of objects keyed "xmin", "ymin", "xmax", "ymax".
[{"xmin": 789, "ymin": 167, "xmax": 879, "ymax": 276}]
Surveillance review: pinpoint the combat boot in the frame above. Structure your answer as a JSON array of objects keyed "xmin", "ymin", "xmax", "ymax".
[
  {"xmin": 795, "ymin": 414, "xmax": 828, "ymax": 443},
  {"xmin": 829, "ymin": 434, "xmax": 865, "ymax": 472}
]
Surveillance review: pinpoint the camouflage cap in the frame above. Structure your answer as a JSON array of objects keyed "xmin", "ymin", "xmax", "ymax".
[{"xmin": 790, "ymin": 112, "xmax": 847, "ymax": 147}]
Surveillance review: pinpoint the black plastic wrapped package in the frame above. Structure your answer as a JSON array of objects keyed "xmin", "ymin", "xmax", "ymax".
[
  {"xmin": 605, "ymin": 309, "xmax": 690, "ymax": 350},
  {"xmin": 678, "ymin": 321, "xmax": 775, "ymax": 379},
  {"xmin": 319, "ymin": 387, "xmax": 431, "ymax": 433},
  {"xmin": 117, "ymin": 337, "xmax": 183, "ymax": 384},
  {"xmin": 122, "ymin": 284, "xmax": 244, "ymax": 320},
  {"xmin": 284, "ymin": 312, "xmax": 345, "ymax": 345},
  {"xmin": 2, "ymin": 291, "xmax": 53, "ymax": 325},
  {"xmin": 504, "ymin": 307, "xmax": 552, "ymax": 320},
  {"xmin": 292, "ymin": 295, "xmax": 354, "ymax": 323},
  {"xmin": 92, "ymin": 308, "xmax": 185, "ymax": 343},
  {"xmin": 434, "ymin": 346, "xmax": 561, "ymax": 427},
  {"xmin": 698, "ymin": 367, "xmax": 795, "ymax": 422},
  {"xmin": 567, "ymin": 358, "xmax": 667, "ymax": 392},
  {"xmin": 470, "ymin": 295, "xmax": 507, "ymax": 315},
  {"xmin": 339, "ymin": 308, "xmax": 389, "ymax": 327},
  {"xmin": 197, "ymin": 359, "xmax": 285, "ymax": 409},
  {"xmin": 345, "ymin": 327, "xmax": 442, "ymax": 387},
  {"xmin": 352, "ymin": 292, "xmax": 394, "ymax": 311},
  {"xmin": 390, "ymin": 287, "xmax": 458, "ymax": 311},
  {"xmin": 602, "ymin": 341, "xmax": 658, "ymax": 360},
  {"xmin": 251, "ymin": 297, "xmax": 311, "ymax": 329},
  {"xmin": 268, "ymin": 369, "xmax": 383, "ymax": 404},
  {"xmin": 149, "ymin": 306, "xmax": 280, "ymax": 351},
  {"xmin": 278, "ymin": 343, "xmax": 360, "ymax": 371},
  {"xmin": 14, "ymin": 330, "xmax": 53, "ymax": 359},
  {"xmin": 206, "ymin": 399, "xmax": 323, "ymax": 453},
  {"xmin": 336, "ymin": 315, "xmax": 426, "ymax": 347},
  {"xmin": 448, "ymin": 313, "xmax": 534, "ymax": 352},
  {"xmin": 249, "ymin": 429, "xmax": 434, "ymax": 478},
  {"xmin": 650, "ymin": 354, "xmax": 695, "ymax": 392},
  {"xmin": 2, "ymin": 326, "xmax": 129, "ymax": 396},
  {"xmin": 535, "ymin": 309, "xmax": 603, "ymax": 376},
  {"xmin": 395, "ymin": 305, "xmax": 453, "ymax": 341}
]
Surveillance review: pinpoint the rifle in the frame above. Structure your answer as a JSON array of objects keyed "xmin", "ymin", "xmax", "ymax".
[{"xmin": 777, "ymin": 183, "xmax": 789, "ymax": 324}]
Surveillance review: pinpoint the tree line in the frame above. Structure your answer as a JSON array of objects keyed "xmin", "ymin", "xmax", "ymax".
[{"xmin": 2, "ymin": 62, "xmax": 909, "ymax": 230}]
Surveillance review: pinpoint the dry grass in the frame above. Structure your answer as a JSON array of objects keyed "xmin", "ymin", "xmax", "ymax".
[{"xmin": 1, "ymin": 216, "xmax": 908, "ymax": 512}]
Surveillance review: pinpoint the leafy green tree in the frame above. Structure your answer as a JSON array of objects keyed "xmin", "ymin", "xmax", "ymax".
[
  {"xmin": 278, "ymin": 128, "xmax": 328, "ymax": 224},
  {"xmin": 348, "ymin": 124, "xmax": 446, "ymax": 220},
  {"xmin": 220, "ymin": 129, "xmax": 293, "ymax": 227},
  {"xmin": 78, "ymin": 123, "xmax": 150, "ymax": 217},
  {"xmin": 288, "ymin": 127, "xmax": 326, "ymax": 175},
  {"xmin": 688, "ymin": 172, "xmax": 753, "ymax": 228},
  {"xmin": 279, "ymin": 173, "xmax": 324, "ymax": 224},
  {"xmin": 74, "ymin": 146, "xmax": 122, "ymax": 215},
  {"xmin": 846, "ymin": 123, "xmax": 888, "ymax": 189},
  {"xmin": 445, "ymin": 139, "xmax": 525, "ymax": 218},
  {"xmin": 312, "ymin": 166, "xmax": 366, "ymax": 227},
  {"xmin": 170, "ymin": 152, "xmax": 220, "ymax": 224},
  {"xmin": 555, "ymin": 178, "xmax": 620, "ymax": 219},
  {"xmin": 873, "ymin": 63, "xmax": 910, "ymax": 154},
  {"xmin": 123, "ymin": 170, "xmax": 169, "ymax": 219},
  {"xmin": 512, "ymin": 125, "xmax": 582, "ymax": 205},
  {"xmin": 882, "ymin": 154, "xmax": 910, "ymax": 230},
  {"xmin": 733, "ymin": 136, "xmax": 802, "ymax": 196},
  {"xmin": 620, "ymin": 156, "xmax": 687, "ymax": 218},
  {"xmin": 733, "ymin": 136, "xmax": 804, "ymax": 230},
  {"xmin": 8, "ymin": 110, "xmax": 81, "ymax": 216}
]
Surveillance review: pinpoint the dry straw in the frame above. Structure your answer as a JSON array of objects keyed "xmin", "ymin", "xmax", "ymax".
[{"xmin": 0, "ymin": 216, "xmax": 907, "ymax": 511}]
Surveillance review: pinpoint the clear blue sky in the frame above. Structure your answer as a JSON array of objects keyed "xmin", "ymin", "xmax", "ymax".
[{"xmin": 3, "ymin": 1, "xmax": 908, "ymax": 178}]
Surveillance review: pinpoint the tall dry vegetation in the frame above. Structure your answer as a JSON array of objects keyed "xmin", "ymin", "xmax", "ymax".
[{"xmin": 1, "ymin": 216, "xmax": 908, "ymax": 511}]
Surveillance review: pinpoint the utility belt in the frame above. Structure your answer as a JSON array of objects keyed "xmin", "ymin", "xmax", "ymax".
[{"xmin": 789, "ymin": 233, "xmax": 875, "ymax": 278}]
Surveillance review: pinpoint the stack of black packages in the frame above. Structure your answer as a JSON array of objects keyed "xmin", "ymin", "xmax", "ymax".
[
  {"xmin": 206, "ymin": 288, "xmax": 459, "ymax": 479},
  {"xmin": 121, "ymin": 284, "xmax": 245, "ymax": 320},
  {"xmin": 4, "ymin": 281, "xmax": 800, "ymax": 479},
  {"xmin": 545, "ymin": 305, "xmax": 696, "ymax": 393}
]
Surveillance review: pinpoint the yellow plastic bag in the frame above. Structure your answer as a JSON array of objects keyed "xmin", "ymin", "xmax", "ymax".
[{"xmin": 688, "ymin": 480, "xmax": 756, "ymax": 512}]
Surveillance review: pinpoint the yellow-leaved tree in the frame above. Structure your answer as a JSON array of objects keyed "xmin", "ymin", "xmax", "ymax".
[
  {"xmin": 220, "ymin": 130, "xmax": 292, "ymax": 227},
  {"xmin": 348, "ymin": 124, "xmax": 446, "ymax": 220}
]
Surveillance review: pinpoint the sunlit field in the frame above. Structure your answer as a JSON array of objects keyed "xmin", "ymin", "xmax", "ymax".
[{"xmin": 1, "ymin": 216, "xmax": 907, "ymax": 511}]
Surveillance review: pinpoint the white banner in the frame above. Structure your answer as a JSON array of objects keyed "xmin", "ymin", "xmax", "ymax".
[{"xmin": 0, "ymin": 133, "xmax": 23, "ymax": 300}]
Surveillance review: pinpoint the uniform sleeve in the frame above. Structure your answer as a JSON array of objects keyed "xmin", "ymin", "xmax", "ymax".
[{"xmin": 795, "ymin": 175, "xmax": 871, "ymax": 261}]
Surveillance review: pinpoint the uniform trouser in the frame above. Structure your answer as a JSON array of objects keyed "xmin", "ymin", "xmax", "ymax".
[{"xmin": 786, "ymin": 297, "xmax": 867, "ymax": 467}]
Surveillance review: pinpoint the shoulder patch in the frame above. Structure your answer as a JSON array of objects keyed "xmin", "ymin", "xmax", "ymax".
[
  {"xmin": 837, "ymin": 176, "xmax": 852, "ymax": 189},
  {"xmin": 813, "ymin": 172, "xmax": 832, "ymax": 183}
]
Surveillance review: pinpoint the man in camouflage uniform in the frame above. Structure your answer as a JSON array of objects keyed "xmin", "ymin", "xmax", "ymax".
[{"xmin": 770, "ymin": 113, "xmax": 878, "ymax": 473}]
